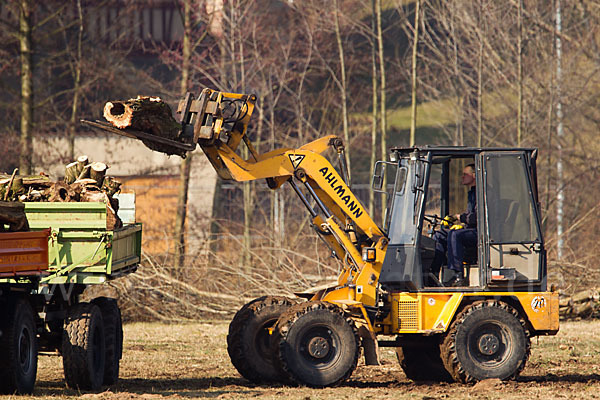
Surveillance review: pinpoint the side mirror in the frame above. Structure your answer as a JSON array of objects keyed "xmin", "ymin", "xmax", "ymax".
[{"xmin": 372, "ymin": 162, "xmax": 386, "ymax": 191}]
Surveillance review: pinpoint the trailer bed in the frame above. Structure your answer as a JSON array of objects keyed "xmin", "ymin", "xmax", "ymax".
[{"xmin": 0, "ymin": 230, "xmax": 49, "ymax": 277}]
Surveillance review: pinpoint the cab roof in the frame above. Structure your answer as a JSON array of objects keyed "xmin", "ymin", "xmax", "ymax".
[{"xmin": 390, "ymin": 145, "xmax": 538, "ymax": 158}]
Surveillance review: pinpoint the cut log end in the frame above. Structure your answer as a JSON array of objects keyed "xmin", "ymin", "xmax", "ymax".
[{"xmin": 104, "ymin": 101, "xmax": 133, "ymax": 129}]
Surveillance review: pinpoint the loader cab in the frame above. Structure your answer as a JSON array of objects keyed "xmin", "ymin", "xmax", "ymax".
[{"xmin": 377, "ymin": 147, "xmax": 546, "ymax": 292}]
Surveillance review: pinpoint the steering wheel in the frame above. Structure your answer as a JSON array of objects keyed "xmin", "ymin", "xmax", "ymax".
[
  {"xmin": 423, "ymin": 214, "xmax": 444, "ymax": 236},
  {"xmin": 423, "ymin": 214, "xmax": 443, "ymax": 225}
]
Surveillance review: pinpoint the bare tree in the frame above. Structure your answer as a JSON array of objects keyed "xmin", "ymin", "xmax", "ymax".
[
  {"xmin": 18, "ymin": 0, "xmax": 33, "ymax": 174},
  {"xmin": 409, "ymin": 0, "xmax": 421, "ymax": 146},
  {"xmin": 173, "ymin": 0, "xmax": 195, "ymax": 271}
]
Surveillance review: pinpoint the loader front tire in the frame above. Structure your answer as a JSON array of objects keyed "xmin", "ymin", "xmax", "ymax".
[
  {"xmin": 62, "ymin": 303, "xmax": 106, "ymax": 391},
  {"xmin": 396, "ymin": 337, "xmax": 452, "ymax": 382},
  {"xmin": 0, "ymin": 298, "xmax": 38, "ymax": 394},
  {"xmin": 92, "ymin": 297, "xmax": 123, "ymax": 385},
  {"xmin": 440, "ymin": 300, "xmax": 530, "ymax": 383},
  {"xmin": 272, "ymin": 301, "xmax": 359, "ymax": 387},
  {"xmin": 227, "ymin": 296, "xmax": 296, "ymax": 383}
]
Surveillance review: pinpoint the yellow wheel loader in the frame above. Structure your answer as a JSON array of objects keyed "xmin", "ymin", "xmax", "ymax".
[{"xmin": 86, "ymin": 89, "xmax": 559, "ymax": 387}]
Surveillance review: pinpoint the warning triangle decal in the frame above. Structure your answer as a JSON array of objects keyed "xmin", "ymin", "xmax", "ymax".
[{"xmin": 288, "ymin": 154, "xmax": 305, "ymax": 169}]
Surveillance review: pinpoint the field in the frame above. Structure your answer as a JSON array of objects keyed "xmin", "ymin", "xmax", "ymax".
[{"xmin": 13, "ymin": 320, "xmax": 600, "ymax": 399}]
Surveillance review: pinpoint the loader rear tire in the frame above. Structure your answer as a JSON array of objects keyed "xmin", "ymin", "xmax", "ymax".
[
  {"xmin": 92, "ymin": 297, "xmax": 123, "ymax": 385},
  {"xmin": 227, "ymin": 296, "xmax": 296, "ymax": 383},
  {"xmin": 440, "ymin": 300, "xmax": 530, "ymax": 383},
  {"xmin": 0, "ymin": 298, "xmax": 38, "ymax": 394},
  {"xmin": 62, "ymin": 303, "xmax": 106, "ymax": 391},
  {"xmin": 272, "ymin": 301, "xmax": 359, "ymax": 387},
  {"xmin": 396, "ymin": 337, "xmax": 452, "ymax": 382}
]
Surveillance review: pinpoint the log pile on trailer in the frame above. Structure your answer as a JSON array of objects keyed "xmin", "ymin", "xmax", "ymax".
[{"xmin": 0, "ymin": 157, "xmax": 123, "ymax": 230}]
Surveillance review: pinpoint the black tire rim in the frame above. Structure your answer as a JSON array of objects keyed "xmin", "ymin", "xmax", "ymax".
[
  {"xmin": 296, "ymin": 325, "xmax": 340, "ymax": 368},
  {"xmin": 18, "ymin": 325, "xmax": 33, "ymax": 374},
  {"xmin": 466, "ymin": 319, "xmax": 513, "ymax": 369}
]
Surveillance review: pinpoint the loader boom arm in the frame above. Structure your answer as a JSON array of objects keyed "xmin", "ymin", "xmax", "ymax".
[{"xmin": 179, "ymin": 89, "xmax": 387, "ymax": 305}]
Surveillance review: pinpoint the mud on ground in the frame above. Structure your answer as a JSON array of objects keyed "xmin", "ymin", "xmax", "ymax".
[{"xmin": 18, "ymin": 320, "xmax": 600, "ymax": 399}]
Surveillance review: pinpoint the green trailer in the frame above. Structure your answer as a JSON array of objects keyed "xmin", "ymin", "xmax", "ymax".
[{"xmin": 0, "ymin": 202, "xmax": 141, "ymax": 394}]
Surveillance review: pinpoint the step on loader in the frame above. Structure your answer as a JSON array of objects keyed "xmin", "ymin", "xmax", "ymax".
[{"xmin": 86, "ymin": 88, "xmax": 559, "ymax": 387}]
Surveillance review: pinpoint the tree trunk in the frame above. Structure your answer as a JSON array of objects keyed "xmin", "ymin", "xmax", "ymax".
[
  {"xmin": 173, "ymin": 0, "xmax": 193, "ymax": 271},
  {"xmin": 409, "ymin": 0, "xmax": 421, "ymax": 147},
  {"xmin": 68, "ymin": 0, "xmax": 84, "ymax": 160},
  {"xmin": 174, "ymin": 155, "xmax": 192, "ymax": 271},
  {"xmin": 369, "ymin": 0, "xmax": 378, "ymax": 217},
  {"xmin": 19, "ymin": 0, "xmax": 33, "ymax": 175},
  {"xmin": 517, "ymin": 0, "xmax": 523, "ymax": 145},
  {"xmin": 334, "ymin": 0, "xmax": 351, "ymax": 183},
  {"xmin": 477, "ymin": 0, "xmax": 484, "ymax": 147},
  {"xmin": 555, "ymin": 0, "xmax": 565, "ymax": 260},
  {"xmin": 376, "ymin": 0, "xmax": 387, "ymax": 225}
]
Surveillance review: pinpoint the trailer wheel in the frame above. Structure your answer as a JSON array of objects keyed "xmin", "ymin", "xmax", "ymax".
[
  {"xmin": 92, "ymin": 297, "xmax": 123, "ymax": 385},
  {"xmin": 440, "ymin": 300, "xmax": 530, "ymax": 383},
  {"xmin": 62, "ymin": 303, "xmax": 106, "ymax": 390},
  {"xmin": 396, "ymin": 338, "xmax": 452, "ymax": 382},
  {"xmin": 227, "ymin": 296, "xmax": 296, "ymax": 383},
  {"xmin": 0, "ymin": 299, "xmax": 38, "ymax": 394},
  {"xmin": 272, "ymin": 301, "xmax": 359, "ymax": 387}
]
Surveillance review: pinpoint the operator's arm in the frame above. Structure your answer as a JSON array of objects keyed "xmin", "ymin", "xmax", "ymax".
[{"xmin": 458, "ymin": 187, "xmax": 477, "ymax": 228}]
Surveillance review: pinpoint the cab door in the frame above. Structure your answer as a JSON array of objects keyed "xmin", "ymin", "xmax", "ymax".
[{"xmin": 478, "ymin": 152, "xmax": 545, "ymax": 288}]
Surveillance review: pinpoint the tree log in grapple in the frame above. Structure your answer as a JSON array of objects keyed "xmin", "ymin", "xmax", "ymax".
[{"xmin": 103, "ymin": 96, "xmax": 184, "ymax": 156}]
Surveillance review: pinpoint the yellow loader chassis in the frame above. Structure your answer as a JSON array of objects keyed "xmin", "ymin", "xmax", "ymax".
[{"xmin": 325, "ymin": 291, "xmax": 558, "ymax": 336}]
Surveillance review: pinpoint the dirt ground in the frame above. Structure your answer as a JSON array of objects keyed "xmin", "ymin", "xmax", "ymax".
[{"xmin": 12, "ymin": 319, "xmax": 600, "ymax": 399}]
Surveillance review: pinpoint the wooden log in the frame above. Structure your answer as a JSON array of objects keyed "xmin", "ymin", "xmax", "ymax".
[
  {"xmin": 90, "ymin": 162, "xmax": 107, "ymax": 187},
  {"xmin": 48, "ymin": 182, "xmax": 75, "ymax": 202},
  {"xmin": 26, "ymin": 190, "xmax": 44, "ymax": 202},
  {"xmin": 572, "ymin": 301, "xmax": 595, "ymax": 317},
  {"xmin": 106, "ymin": 195, "xmax": 122, "ymax": 230},
  {"xmin": 0, "ymin": 201, "xmax": 29, "ymax": 232},
  {"xmin": 0, "ymin": 174, "xmax": 51, "ymax": 187},
  {"xmin": 103, "ymin": 96, "xmax": 183, "ymax": 155},
  {"xmin": 70, "ymin": 178, "xmax": 102, "ymax": 201},
  {"xmin": 102, "ymin": 176, "xmax": 122, "ymax": 197},
  {"xmin": 559, "ymin": 305, "xmax": 572, "ymax": 315},
  {"xmin": 73, "ymin": 178, "xmax": 98, "ymax": 186},
  {"xmin": 11, "ymin": 177, "xmax": 24, "ymax": 195},
  {"xmin": 81, "ymin": 191, "xmax": 105, "ymax": 202},
  {"xmin": 77, "ymin": 164, "xmax": 91, "ymax": 180},
  {"xmin": 3, "ymin": 169, "xmax": 18, "ymax": 201},
  {"xmin": 65, "ymin": 161, "xmax": 79, "ymax": 184},
  {"xmin": 81, "ymin": 190, "xmax": 122, "ymax": 229},
  {"xmin": 559, "ymin": 297, "xmax": 572, "ymax": 307},
  {"xmin": 76, "ymin": 155, "xmax": 89, "ymax": 175},
  {"xmin": 572, "ymin": 289, "xmax": 598, "ymax": 304}
]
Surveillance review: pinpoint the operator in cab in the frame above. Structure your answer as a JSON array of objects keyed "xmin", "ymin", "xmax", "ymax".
[{"xmin": 429, "ymin": 163, "xmax": 477, "ymax": 287}]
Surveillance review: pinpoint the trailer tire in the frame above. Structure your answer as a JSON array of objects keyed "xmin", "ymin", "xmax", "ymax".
[
  {"xmin": 227, "ymin": 296, "xmax": 296, "ymax": 383},
  {"xmin": 272, "ymin": 301, "xmax": 359, "ymax": 387},
  {"xmin": 440, "ymin": 300, "xmax": 530, "ymax": 383},
  {"xmin": 0, "ymin": 298, "xmax": 38, "ymax": 394},
  {"xmin": 396, "ymin": 338, "xmax": 452, "ymax": 382},
  {"xmin": 92, "ymin": 297, "xmax": 123, "ymax": 385},
  {"xmin": 62, "ymin": 303, "xmax": 106, "ymax": 391}
]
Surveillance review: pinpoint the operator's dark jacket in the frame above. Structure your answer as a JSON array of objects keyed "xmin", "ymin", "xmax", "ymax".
[{"xmin": 459, "ymin": 187, "xmax": 477, "ymax": 229}]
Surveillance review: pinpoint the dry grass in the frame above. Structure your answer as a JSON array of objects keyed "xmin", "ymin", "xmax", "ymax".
[{"xmin": 12, "ymin": 320, "xmax": 600, "ymax": 399}]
